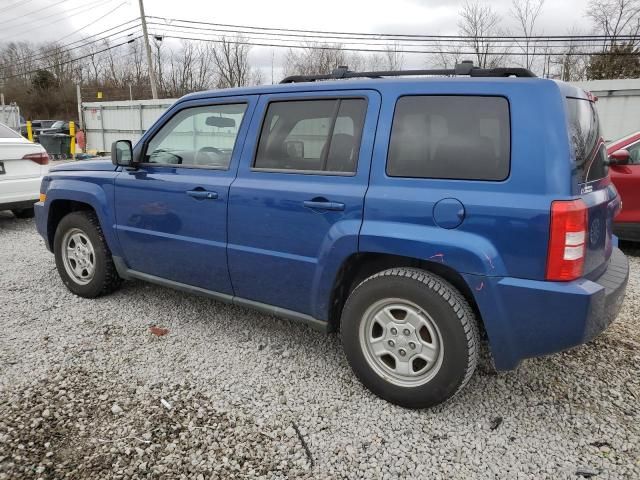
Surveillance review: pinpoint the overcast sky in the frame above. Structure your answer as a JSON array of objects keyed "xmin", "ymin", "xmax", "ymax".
[{"xmin": 1, "ymin": 0, "xmax": 595, "ymax": 71}]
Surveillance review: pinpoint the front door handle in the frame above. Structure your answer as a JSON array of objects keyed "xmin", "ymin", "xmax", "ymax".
[
  {"xmin": 186, "ymin": 189, "xmax": 218, "ymax": 200},
  {"xmin": 303, "ymin": 200, "xmax": 345, "ymax": 211}
]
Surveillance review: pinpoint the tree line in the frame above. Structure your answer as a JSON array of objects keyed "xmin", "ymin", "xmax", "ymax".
[{"xmin": 1, "ymin": 0, "xmax": 638, "ymax": 120}]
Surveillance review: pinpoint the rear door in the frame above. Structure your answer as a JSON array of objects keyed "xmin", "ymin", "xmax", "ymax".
[
  {"xmin": 227, "ymin": 90, "xmax": 380, "ymax": 317},
  {"xmin": 114, "ymin": 97, "xmax": 255, "ymax": 294}
]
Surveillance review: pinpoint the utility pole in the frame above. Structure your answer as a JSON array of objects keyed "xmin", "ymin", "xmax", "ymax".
[
  {"xmin": 76, "ymin": 84, "xmax": 83, "ymax": 130},
  {"xmin": 138, "ymin": 0, "xmax": 158, "ymax": 99}
]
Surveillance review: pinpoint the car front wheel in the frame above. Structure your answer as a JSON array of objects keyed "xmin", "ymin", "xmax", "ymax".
[
  {"xmin": 341, "ymin": 267, "xmax": 479, "ymax": 409},
  {"xmin": 53, "ymin": 211, "xmax": 122, "ymax": 298}
]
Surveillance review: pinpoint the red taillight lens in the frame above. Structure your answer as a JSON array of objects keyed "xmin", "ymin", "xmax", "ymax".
[
  {"xmin": 546, "ymin": 199, "xmax": 588, "ymax": 281},
  {"xmin": 23, "ymin": 152, "xmax": 49, "ymax": 165}
]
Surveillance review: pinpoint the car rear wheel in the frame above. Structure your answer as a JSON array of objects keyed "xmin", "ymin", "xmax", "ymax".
[
  {"xmin": 12, "ymin": 207, "xmax": 35, "ymax": 219},
  {"xmin": 54, "ymin": 211, "xmax": 122, "ymax": 298},
  {"xmin": 341, "ymin": 267, "xmax": 479, "ymax": 409}
]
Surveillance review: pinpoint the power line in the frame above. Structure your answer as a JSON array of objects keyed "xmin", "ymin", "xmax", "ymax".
[
  {"xmin": 0, "ymin": 36, "xmax": 141, "ymax": 80},
  {"xmin": 0, "ymin": 0, "xmax": 71, "ymax": 27},
  {"xmin": 3, "ymin": 22, "xmax": 141, "ymax": 72},
  {"xmin": 150, "ymin": 32, "xmax": 638, "ymax": 57},
  {"xmin": 0, "ymin": 0, "xmax": 36, "ymax": 15},
  {"xmin": 148, "ymin": 15, "xmax": 640, "ymax": 43},
  {"xmin": 0, "ymin": 0, "xmax": 113, "ymax": 38},
  {"xmin": 146, "ymin": 22, "xmax": 623, "ymax": 52},
  {"xmin": 56, "ymin": 1, "xmax": 129, "ymax": 43}
]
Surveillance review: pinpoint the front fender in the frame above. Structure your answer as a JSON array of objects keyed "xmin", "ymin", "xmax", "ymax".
[
  {"xmin": 359, "ymin": 220, "xmax": 505, "ymax": 276},
  {"xmin": 44, "ymin": 172, "xmax": 120, "ymax": 256}
]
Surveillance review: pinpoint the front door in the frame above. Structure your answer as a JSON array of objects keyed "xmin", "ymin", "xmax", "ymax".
[
  {"xmin": 228, "ymin": 90, "xmax": 380, "ymax": 318},
  {"xmin": 114, "ymin": 97, "xmax": 254, "ymax": 293}
]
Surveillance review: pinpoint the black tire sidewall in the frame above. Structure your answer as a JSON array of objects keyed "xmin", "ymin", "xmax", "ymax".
[
  {"xmin": 341, "ymin": 272, "xmax": 471, "ymax": 409},
  {"xmin": 53, "ymin": 212, "xmax": 109, "ymax": 298},
  {"xmin": 12, "ymin": 207, "xmax": 35, "ymax": 219}
]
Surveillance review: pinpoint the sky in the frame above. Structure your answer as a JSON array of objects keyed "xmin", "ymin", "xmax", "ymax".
[{"xmin": 0, "ymin": 0, "xmax": 595, "ymax": 72}]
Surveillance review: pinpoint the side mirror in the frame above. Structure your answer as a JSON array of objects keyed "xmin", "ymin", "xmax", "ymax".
[
  {"xmin": 608, "ymin": 149, "xmax": 630, "ymax": 166},
  {"xmin": 111, "ymin": 140, "xmax": 134, "ymax": 167}
]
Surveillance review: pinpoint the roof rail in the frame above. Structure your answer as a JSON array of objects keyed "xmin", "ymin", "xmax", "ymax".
[{"xmin": 280, "ymin": 60, "xmax": 536, "ymax": 83}]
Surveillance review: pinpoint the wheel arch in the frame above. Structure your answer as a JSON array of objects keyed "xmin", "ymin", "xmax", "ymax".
[
  {"xmin": 47, "ymin": 199, "xmax": 95, "ymax": 249},
  {"xmin": 328, "ymin": 252, "xmax": 484, "ymax": 335}
]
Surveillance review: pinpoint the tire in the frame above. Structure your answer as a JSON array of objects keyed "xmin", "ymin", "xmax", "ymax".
[
  {"xmin": 12, "ymin": 207, "xmax": 35, "ymax": 219},
  {"xmin": 341, "ymin": 267, "xmax": 479, "ymax": 409},
  {"xmin": 53, "ymin": 211, "xmax": 122, "ymax": 298}
]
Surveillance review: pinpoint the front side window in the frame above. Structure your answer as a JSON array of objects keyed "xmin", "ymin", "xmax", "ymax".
[
  {"xmin": 387, "ymin": 95, "xmax": 511, "ymax": 181},
  {"xmin": 625, "ymin": 140, "xmax": 640, "ymax": 165},
  {"xmin": 254, "ymin": 98, "xmax": 367, "ymax": 174},
  {"xmin": 145, "ymin": 103, "xmax": 247, "ymax": 169}
]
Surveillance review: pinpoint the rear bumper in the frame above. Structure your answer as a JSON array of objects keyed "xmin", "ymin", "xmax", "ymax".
[
  {"xmin": 614, "ymin": 222, "xmax": 640, "ymax": 242},
  {"xmin": 0, "ymin": 176, "xmax": 41, "ymax": 209},
  {"xmin": 465, "ymin": 247, "xmax": 629, "ymax": 370}
]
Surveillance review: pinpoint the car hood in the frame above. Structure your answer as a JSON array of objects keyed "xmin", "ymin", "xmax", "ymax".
[{"xmin": 50, "ymin": 159, "xmax": 117, "ymax": 172}]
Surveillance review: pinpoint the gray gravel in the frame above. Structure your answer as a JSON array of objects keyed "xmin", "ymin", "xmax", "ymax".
[{"xmin": 1, "ymin": 212, "xmax": 639, "ymax": 479}]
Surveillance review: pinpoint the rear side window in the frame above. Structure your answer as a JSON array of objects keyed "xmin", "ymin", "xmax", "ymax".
[
  {"xmin": 0, "ymin": 123, "xmax": 20, "ymax": 138},
  {"xmin": 254, "ymin": 98, "xmax": 367, "ymax": 174},
  {"xmin": 566, "ymin": 98, "xmax": 606, "ymax": 182},
  {"xmin": 387, "ymin": 96, "xmax": 510, "ymax": 180}
]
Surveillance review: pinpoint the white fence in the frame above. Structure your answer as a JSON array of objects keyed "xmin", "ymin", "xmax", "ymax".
[
  {"xmin": 0, "ymin": 104, "xmax": 21, "ymax": 131},
  {"xmin": 570, "ymin": 78, "xmax": 640, "ymax": 142},
  {"xmin": 82, "ymin": 99, "xmax": 176, "ymax": 152}
]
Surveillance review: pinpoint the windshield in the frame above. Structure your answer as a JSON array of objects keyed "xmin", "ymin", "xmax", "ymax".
[
  {"xmin": 0, "ymin": 123, "xmax": 21, "ymax": 138},
  {"xmin": 51, "ymin": 121, "xmax": 64, "ymax": 128},
  {"xmin": 566, "ymin": 98, "xmax": 607, "ymax": 183}
]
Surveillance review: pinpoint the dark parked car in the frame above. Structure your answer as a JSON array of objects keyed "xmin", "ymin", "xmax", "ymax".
[
  {"xmin": 35, "ymin": 63, "xmax": 629, "ymax": 409},
  {"xmin": 38, "ymin": 120, "xmax": 70, "ymax": 136},
  {"xmin": 23, "ymin": 119, "xmax": 64, "ymax": 141}
]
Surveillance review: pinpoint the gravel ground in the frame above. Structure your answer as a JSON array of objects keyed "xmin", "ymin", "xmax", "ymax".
[{"xmin": 1, "ymin": 212, "xmax": 639, "ymax": 479}]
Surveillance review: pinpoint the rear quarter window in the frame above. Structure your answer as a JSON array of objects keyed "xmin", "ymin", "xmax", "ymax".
[
  {"xmin": 0, "ymin": 123, "xmax": 21, "ymax": 138},
  {"xmin": 566, "ymin": 97, "xmax": 607, "ymax": 183},
  {"xmin": 387, "ymin": 95, "xmax": 511, "ymax": 181}
]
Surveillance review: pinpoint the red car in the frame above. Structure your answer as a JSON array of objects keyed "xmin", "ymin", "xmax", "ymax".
[{"xmin": 607, "ymin": 131, "xmax": 640, "ymax": 241}]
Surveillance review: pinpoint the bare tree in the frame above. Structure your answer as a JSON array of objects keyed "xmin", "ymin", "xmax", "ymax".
[
  {"xmin": 212, "ymin": 36, "xmax": 258, "ymax": 88},
  {"xmin": 383, "ymin": 43, "xmax": 405, "ymax": 70},
  {"xmin": 554, "ymin": 28, "xmax": 590, "ymax": 80},
  {"xmin": 587, "ymin": 0, "xmax": 640, "ymax": 49},
  {"xmin": 429, "ymin": 40, "xmax": 464, "ymax": 69},
  {"xmin": 511, "ymin": 0, "xmax": 545, "ymax": 70},
  {"xmin": 283, "ymin": 42, "xmax": 347, "ymax": 76},
  {"xmin": 458, "ymin": 1, "xmax": 507, "ymax": 68}
]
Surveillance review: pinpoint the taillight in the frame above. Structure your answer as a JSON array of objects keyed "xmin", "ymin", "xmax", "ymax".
[
  {"xmin": 546, "ymin": 199, "xmax": 588, "ymax": 281},
  {"xmin": 23, "ymin": 152, "xmax": 49, "ymax": 165}
]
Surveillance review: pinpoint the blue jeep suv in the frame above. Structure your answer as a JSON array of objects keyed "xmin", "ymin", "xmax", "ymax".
[{"xmin": 35, "ymin": 63, "xmax": 629, "ymax": 408}]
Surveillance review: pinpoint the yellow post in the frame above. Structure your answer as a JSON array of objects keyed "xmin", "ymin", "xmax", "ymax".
[
  {"xmin": 26, "ymin": 121, "xmax": 33, "ymax": 142},
  {"xmin": 69, "ymin": 121, "xmax": 76, "ymax": 158}
]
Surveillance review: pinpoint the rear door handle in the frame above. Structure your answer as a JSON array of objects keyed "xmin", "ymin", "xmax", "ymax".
[
  {"xmin": 303, "ymin": 200, "xmax": 345, "ymax": 211},
  {"xmin": 186, "ymin": 190, "xmax": 218, "ymax": 200}
]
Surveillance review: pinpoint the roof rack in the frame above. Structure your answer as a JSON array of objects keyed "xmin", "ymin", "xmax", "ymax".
[{"xmin": 280, "ymin": 60, "xmax": 536, "ymax": 83}]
